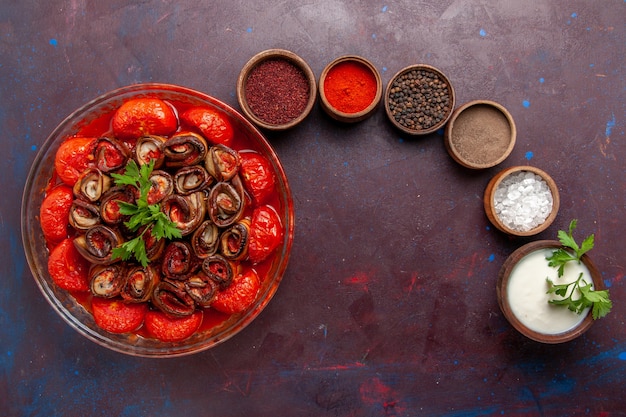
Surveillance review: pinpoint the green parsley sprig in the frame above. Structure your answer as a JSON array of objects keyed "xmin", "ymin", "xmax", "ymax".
[
  {"xmin": 545, "ymin": 219, "xmax": 612, "ymax": 319},
  {"xmin": 110, "ymin": 160, "xmax": 181, "ymax": 266}
]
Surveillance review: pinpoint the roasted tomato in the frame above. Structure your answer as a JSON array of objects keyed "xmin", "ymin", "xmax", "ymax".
[
  {"xmin": 239, "ymin": 151, "xmax": 276, "ymax": 204},
  {"xmin": 144, "ymin": 310, "xmax": 203, "ymax": 342},
  {"xmin": 91, "ymin": 297, "xmax": 148, "ymax": 334},
  {"xmin": 47, "ymin": 238, "xmax": 90, "ymax": 292},
  {"xmin": 248, "ymin": 205, "xmax": 284, "ymax": 263},
  {"xmin": 212, "ymin": 269, "xmax": 260, "ymax": 315},
  {"xmin": 112, "ymin": 97, "xmax": 178, "ymax": 140},
  {"xmin": 181, "ymin": 106, "xmax": 234, "ymax": 147},
  {"xmin": 40, "ymin": 184, "xmax": 74, "ymax": 244},
  {"xmin": 54, "ymin": 137, "xmax": 96, "ymax": 186}
]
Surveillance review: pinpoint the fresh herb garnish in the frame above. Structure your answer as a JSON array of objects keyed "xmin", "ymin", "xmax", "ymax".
[
  {"xmin": 545, "ymin": 219, "xmax": 612, "ymax": 319},
  {"xmin": 110, "ymin": 160, "xmax": 181, "ymax": 266}
]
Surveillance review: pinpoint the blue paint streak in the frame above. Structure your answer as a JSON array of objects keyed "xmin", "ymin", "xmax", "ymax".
[
  {"xmin": 525, "ymin": 151, "xmax": 534, "ymax": 160},
  {"xmin": 522, "ymin": 100, "xmax": 530, "ymax": 108},
  {"xmin": 479, "ymin": 28, "xmax": 487, "ymax": 37},
  {"xmin": 539, "ymin": 77, "xmax": 545, "ymax": 83},
  {"xmin": 488, "ymin": 254, "xmax": 495, "ymax": 262},
  {"xmin": 605, "ymin": 113, "xmax": 615, "ymax": 137},
  {"xmin": 381, "ymin": 5, "xmax": 388, "ymax": 12},
  {"xmin": 49, "ymin": 38, "xmax": 58, "ymax": 46},
  {"xmin": 246, "ymin": 27, "xmax": 253, "ymax": 33},
  {"xmin": 618, "ymin": 352, "xmax": 626, "ymax": 361},
  {"xmin": 571, "ymin": 12, "xmax": 578, "ymax": 18},
  {"xmin": 31, "ymin": 144, "xmax": 37, "ymax": 151},
  {"xmin": 371, "ymin": 33, "xmax": 377, "ymax": 39}
]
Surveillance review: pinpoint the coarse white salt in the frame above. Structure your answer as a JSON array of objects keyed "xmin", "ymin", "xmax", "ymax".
[{"xmin": 493, "ymin": 171, "xmax": 553, "ymax": 232}]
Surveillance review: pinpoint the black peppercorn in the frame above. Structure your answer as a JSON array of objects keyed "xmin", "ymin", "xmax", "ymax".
[{"xmin": 387, "ymin": 67, "xmax": 452, "ymax": 132}]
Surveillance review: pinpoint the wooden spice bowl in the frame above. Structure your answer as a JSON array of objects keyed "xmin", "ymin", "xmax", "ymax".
[
  {"xmin": 318, "ymin": 55, "xmax": 382, "ymax": 123},
  {"xmin": 384, "ymin": 64, "xmax": 455, "ymax": 135},
  {"xmin": 497, "ymin": 240, "xmax": 603, "ymax": 343},
  {"xmin": 444, "ymin": 100, "xmax": 516, "ymax": 169},
  {"xmin": 236, "ymin": 49, "xmax": 317, "ymax": 131},
  {"xmin": 484, "ymin": 165, "xmax": 560, "ymax": 237}
]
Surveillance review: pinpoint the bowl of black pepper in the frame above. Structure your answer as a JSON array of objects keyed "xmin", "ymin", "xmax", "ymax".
[
  {"xmin": 384, "ymin": 64, "xmax": 455, "ymax": 135},
  {"xmin": 237, "ymin": 49, "xmax": 317, "ymax": 131}
]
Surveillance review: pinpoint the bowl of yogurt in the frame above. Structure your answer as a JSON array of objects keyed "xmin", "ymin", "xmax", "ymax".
[{"xmin": 497, "ymin": 240, "xmax": 604, "ymax": 343}]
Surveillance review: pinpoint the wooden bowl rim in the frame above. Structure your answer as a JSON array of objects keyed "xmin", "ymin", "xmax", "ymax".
[
  {"xmin": 483, "ymin": 165, "xmax": 560, "ymax": 237},
  {"xmin": 236, "ymin": 48, "xmax": 317, "ymax": 131},
  {"xmin": 318, "ymin": 55, "xmax": 383, "ymax": 123},
  {"xmin": 383, "ymin": 64, "xmax": 456, "ymax": 135},
  {"xmin": 444, "ymin": 99, "xmax": 516, "ymax": 169},
  {"xmin": 497, "ymin": 240, "xmax": 603, "ymax": 343}
]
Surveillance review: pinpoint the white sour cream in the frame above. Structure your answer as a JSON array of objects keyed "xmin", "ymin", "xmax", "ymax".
[{"xmin": 507, "ymin": 248, "xmax": 592, "ymax": 335}]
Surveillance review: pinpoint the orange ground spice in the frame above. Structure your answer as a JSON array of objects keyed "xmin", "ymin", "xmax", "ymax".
[{"xmin": 323, "ymin": 61, "xmax": 377, "ymax": 114}]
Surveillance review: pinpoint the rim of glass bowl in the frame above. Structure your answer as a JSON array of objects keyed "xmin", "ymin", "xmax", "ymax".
[{"xmin": 21, "ymin": 83, "xmax": 295, "ymax": 358}]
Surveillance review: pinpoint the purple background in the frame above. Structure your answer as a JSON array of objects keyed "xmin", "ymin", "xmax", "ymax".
[{"xmin": 1, "ymin": 1, "xmax": 624, "ymax": 415}]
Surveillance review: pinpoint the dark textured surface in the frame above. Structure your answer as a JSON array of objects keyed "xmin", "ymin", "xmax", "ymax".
[{"xmin": 1, "ymin": 1, "xmax": 624, "ymax": 415}]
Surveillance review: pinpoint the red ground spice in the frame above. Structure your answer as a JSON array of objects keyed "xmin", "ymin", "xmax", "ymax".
[
  {"xmin": 323, "ymin": 61, "xmax": 377, "ymax": 114},
  {"xmin": 244, "ymin": 59, "xmax": 310, "ymax": 125}
]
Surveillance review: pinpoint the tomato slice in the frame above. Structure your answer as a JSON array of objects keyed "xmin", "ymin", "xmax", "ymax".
[
  {"xmin": 54, "ymin": 137, "xmax": 96, "ymax": 186},
  {"xmin": 212, "ymin": 269, "xmax": 260, "ymax": 315},
  {"xmin": 239, "ymin": 151, "xmax": 276, "ymax": 205},
  {"xmin": 40, "ymin": 184, "xmax": 73, "ymax": 244},
  {"xmin": 91, "ymin": 297, "xmax": 147, "ymax": 334},
  {"xmin": 112, "ymin": 97, "xmax": 178, "ymax": 140},
  {"xmin": 181, "ymin": 106, "xmax": 234, "ymax": 147},
  {"xmin": 248, "ymin": 205, "xmax": 284, "ymax": 263},
  {"xmin": 144, "ymin": 310, "xmax": 203, "ymax": 342},
  {"xmin": 47, "ymin": 238, "xmax": 90, "ymax": 292}
]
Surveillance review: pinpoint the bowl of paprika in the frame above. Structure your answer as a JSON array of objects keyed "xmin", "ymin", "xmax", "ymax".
[
  {"xmin": 237, "ymin": 49, "xmax": 317, "ymax": 131},
  {"xmin": 319, "ymin": 55, "xmax": 383, "ymax": 123}
]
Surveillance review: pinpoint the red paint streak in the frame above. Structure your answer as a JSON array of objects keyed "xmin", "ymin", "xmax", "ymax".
[
  {"xmin": 444, "ymin": 251, "xmax": 489, "ymax": 281},
  {"xmin": 344, "ymin": 271, "xmax": 372, "ymax": 291},
  {"xmin": 359, "ymin": 377, "xmax": 406, "ymax": 414},
  {"xmin": 405, "ymin": 272, "xmax": 422, "ymax": 294}
]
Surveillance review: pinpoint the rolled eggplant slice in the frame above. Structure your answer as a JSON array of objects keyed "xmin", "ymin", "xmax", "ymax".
[
  {"xmin": 207, "ymin": 181, "xmax": 244, "ymax": 227},
  {"xmin": 121, "ymin": 264, "xmax": 160, "ymax": 303},
  {"xmin": 201, "ymin": 254, "xmax": 234, "ymax": 289},
  {"xmin": 73, "ymin": 167, "xmax": 111, "ymax": 203},
  {"xmin": 161, "ymin": 191, "xmax": 206, "ymax": 236},
  {"xmin": 135, "ymin": 135, "xmax": 166, "ymax": 169},
  {"xmin": 90, "ymin": 263, "xmax": 125, "ymax": 298},
  {"xmin": 94, "ymin": 136, "xmax": 130, "ymax": 173},
  {"xmin": 190, "ymin": 220, "xmax": 219, "ymax": 259},
  {"xmin": 173, "ymin": 165, "xmax": 213, "ymax": 195},
  {"xmin": 185, "ymin": 271, "xmax": 218, "ymax": 307},
  {"xmin": 146, "ymin": 170, "xmax": 174, "ymax": 205},
  {"xmin": 205, "ymin": 144, "xmax": 241, "ymax": 182},
  {"xmin": 152, "ymin": 280, "xmax": 196, "ymax": 317},
  {"xmin": 219, "ymin": 221, "xmax": 250, "ymax": 261},
  {"xmin": 141, "ymin": 224, "xmax": 167, "ymax": 262},
  {"xmin": 160, "ymin": 241, "xmax": 199, "ymax": 280},
  {"xmin": 69, "ymin": 200, "xmax": 101, "ymax": 231},
  {"xmin": 163, "ymin": 132, "xmax": 208, "ymax": 168},
  {"xmin": 73, "ymin": 225, "xmax": 124, "ymax": 265},
  {"xmin": 100, "ymin": 186, "xmax": 135, "ymax": 225}
]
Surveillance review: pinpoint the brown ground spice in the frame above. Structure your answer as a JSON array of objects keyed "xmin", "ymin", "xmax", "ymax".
[{"xmin": 450, "ymin": 105, "xmax": 512, "ymax": 165}]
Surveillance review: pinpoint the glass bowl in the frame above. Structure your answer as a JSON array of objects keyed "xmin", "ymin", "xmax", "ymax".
[{"xmin": 21, "ymin": 83, "xmax": 294, "ymax": 357}]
